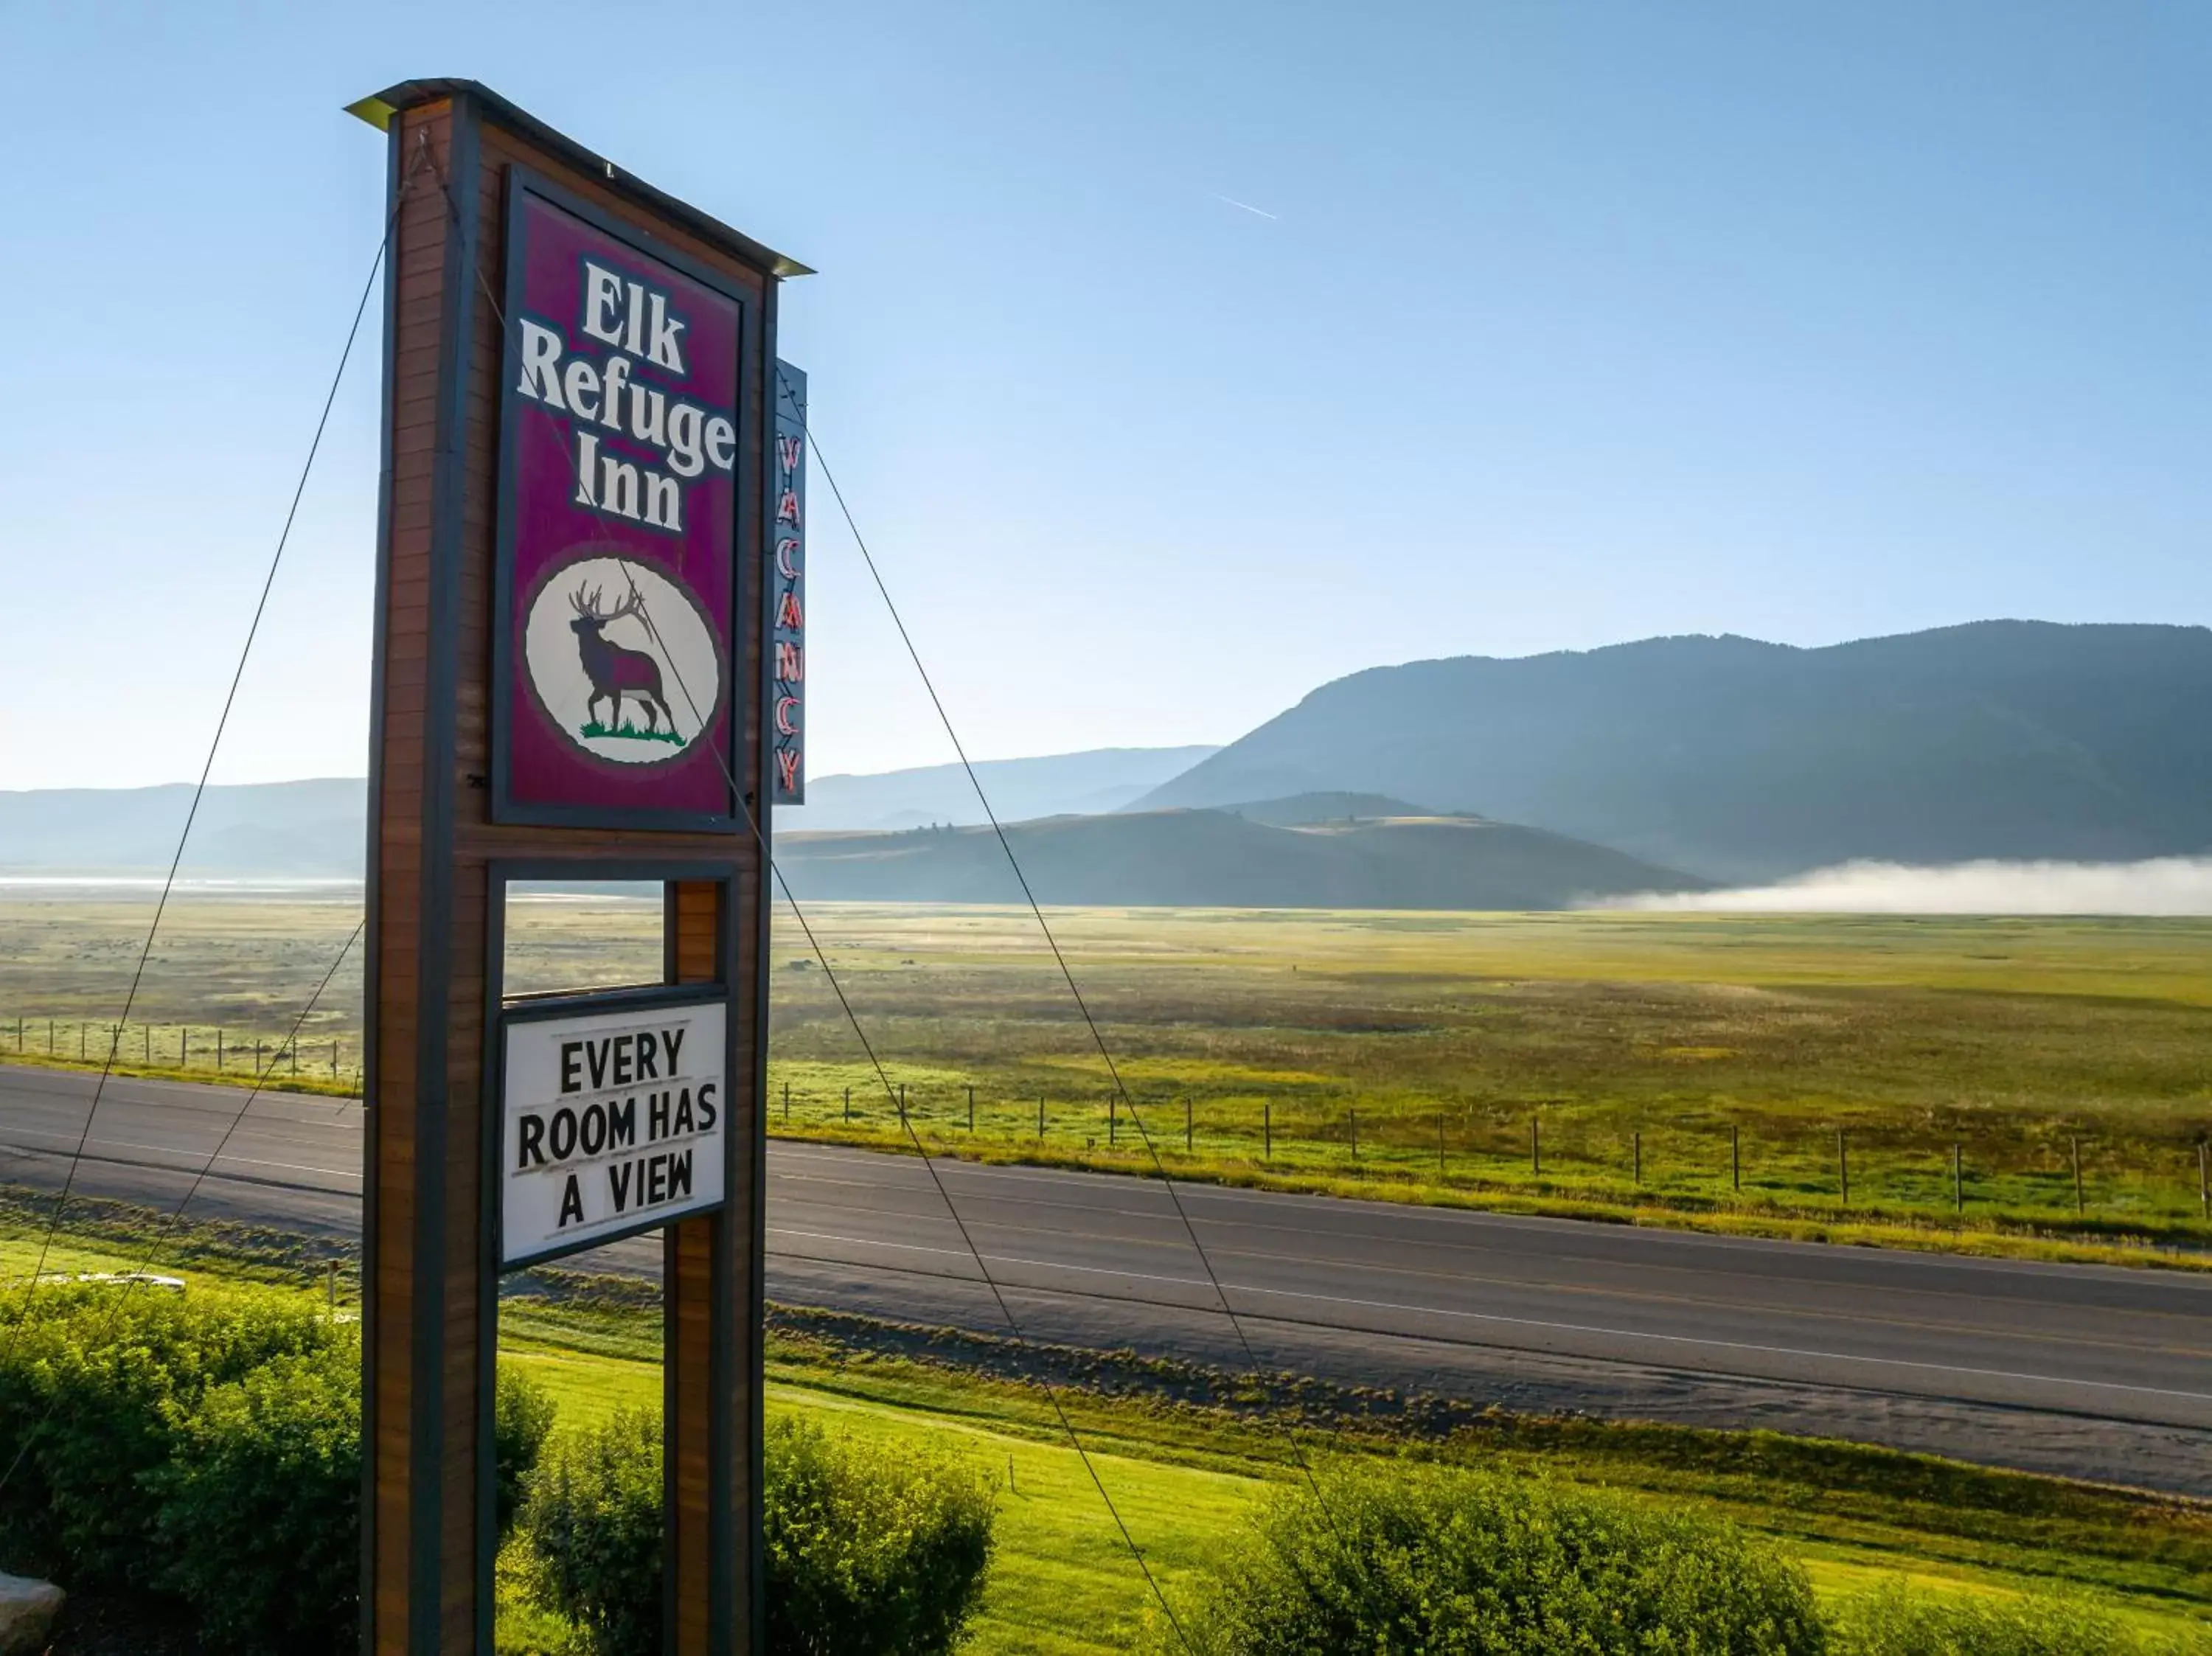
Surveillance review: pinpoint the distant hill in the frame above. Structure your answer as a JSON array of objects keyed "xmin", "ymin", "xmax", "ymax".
[
  {"xmin": 0, "ymin": 748, "xmax": 1220, "ymax": 877},
  {"xmin": 775, "ymin": 810, "xmax": 1702, "ymax": 909},
  {"xmin": 0, "ymin": 779, "xmax": 366, "ymax": 876},
  {"xmin": 784, "ymin": 745, "xmax": 1220, "ymax": 831},
  {"xmin": 1137, "ymin": 622, "xmax": 2212, "ymax": 880}
]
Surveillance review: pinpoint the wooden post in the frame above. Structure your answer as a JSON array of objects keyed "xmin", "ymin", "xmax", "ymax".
[
  {"xmin": 1632, "ymin": 1130, "xmax": 1641, "ymax": 1188},
  {"xmin": 1837, "ymin": 1129, "xmax": 1848, "ymax": 1207},
  {"xmin": 1436, "ymin": 1111, "xmax": 1445, "ymax": 1180},
  {"xmin": 1349, "ymin": 1107, "xmax": 1358, "ymax": 1163},
  {"xmin": 1531, "ymin": 1115, "xmax": 1541, "ymax": 1177},
  {"xmin": 352, "ymin": 79, "xmax": 796, "ymax": 1656},
  {"xmin": 967, "ymin": 1085, "xmax": 975, "ymax": 1133},
  {"xmin": 898, "ymin": 1082, "xmax": 906, "ymax": 1124},
  {"xmin": 843, "ymin": 1085, "xmax": 850, "ymax": 1124},
  {"xmin": 1037, "ymin": 1095, "xmax": 1045, "ymax": 1141},
  {"xmin": 1108, "ymin": 1093, "xmax": 1117, "ymax": 1149},
  {"xmin": 1264, "ymin": 1101, "xmax": 1272, "ymax": 1163},
  {"xmin": 1731, "ymin": 1124, "xmax": 1740, "ymax": 1192},
  {"xmin": 1184, "ymin": 1097, "xmax": 1192, "ymax": 1154},
  {"xmin": 782, "ymin": 1080, "xmax": 789, "ymax": 1124},
  {"xmin": 1953, "ymin": 1142, "xmax": 1964, "ymax": 1214},
  {"xmin": 2073, "ymin": 1135, "xmax": 2084, "ymax": 1215},
  {"xmin": 2200, "ymin": 1141, "xmax": 2209, "ymax": 1222}
]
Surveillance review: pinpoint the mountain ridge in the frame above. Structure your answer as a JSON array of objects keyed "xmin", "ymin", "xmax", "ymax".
[{"xmin": 1138, "ymin": 621, "xmax": 2212, "ymax": 880}]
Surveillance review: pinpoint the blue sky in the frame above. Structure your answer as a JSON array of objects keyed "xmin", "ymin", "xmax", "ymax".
[{"xmin": 3, "ymin": 1, "xmax": 2205, "ymax": 790}]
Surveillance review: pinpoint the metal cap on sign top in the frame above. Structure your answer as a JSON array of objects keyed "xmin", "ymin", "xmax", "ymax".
[{"xmin": 344, "ymin": 78, "xmax": 816, "ymax": 279}]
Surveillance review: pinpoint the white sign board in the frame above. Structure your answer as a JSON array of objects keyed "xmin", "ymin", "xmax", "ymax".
[{"xmin": 501, "ymin": 996, "xmax": 727, "ymax": 1267}]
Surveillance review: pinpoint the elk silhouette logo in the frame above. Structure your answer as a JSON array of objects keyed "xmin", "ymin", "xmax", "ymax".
[
  {"xmin": 520, "ymin": 553, "xmax": 724, "ymax": 768},
  {"xmin": 568, "ymin": 582, "xmax": 678, "ymax": 742}
]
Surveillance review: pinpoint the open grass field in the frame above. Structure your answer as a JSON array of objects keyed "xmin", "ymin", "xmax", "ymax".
[
  {"xmin": 5, "ymin": 1197, "xmax": 2210, "ymax": 1654},
  {"xmin": 4, "ymin": 891, "xmax": 2211, "ymax": 1256}
]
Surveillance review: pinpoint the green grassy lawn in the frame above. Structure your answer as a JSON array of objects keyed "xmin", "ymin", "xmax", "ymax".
[
  {"xmin": 7, "ymin": 896, "xmax": 2212, "ymax": 1263},
  {"xmin": 8, "ymin": 1201, "xmax": 2211, "ymax": 1653},
  {"xmin": 501, "ymin": 1290, "xmax": 2212, "ymax": 1652}
]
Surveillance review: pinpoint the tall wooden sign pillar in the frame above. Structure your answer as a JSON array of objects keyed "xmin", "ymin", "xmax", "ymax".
[{"xmin": 351, "ymin": 80, "xmax": 808, "ymax": 1654}]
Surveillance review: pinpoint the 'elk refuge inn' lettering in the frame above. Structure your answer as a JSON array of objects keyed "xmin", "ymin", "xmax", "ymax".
[
  {"xmin": 514, "ymin": 1023, "xmax": 720, "ymax": 1232},
  {"xmin": 515, "ymin": 262, "xmax": 736, "ymax": 532}
]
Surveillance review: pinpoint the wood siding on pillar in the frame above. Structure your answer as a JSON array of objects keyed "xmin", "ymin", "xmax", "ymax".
[{"xmin": 364, "ymin": 88, "xmax": 773, "ymax": 1656}]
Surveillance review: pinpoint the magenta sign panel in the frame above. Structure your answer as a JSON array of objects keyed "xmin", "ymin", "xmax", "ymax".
[{"xmin": 493, "ymin": 172, "xmax": 747, "ymax": 829}]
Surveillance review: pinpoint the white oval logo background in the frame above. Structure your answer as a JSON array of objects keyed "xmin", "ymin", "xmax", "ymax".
[{"xmin": 522, "ymin": 554, "xmax": 724, "ymax": 768}]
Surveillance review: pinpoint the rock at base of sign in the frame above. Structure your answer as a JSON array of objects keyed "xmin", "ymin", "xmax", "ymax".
[{"xmin": 0, "ymin": 1571, "xmax": 64, "ymax": 1656}]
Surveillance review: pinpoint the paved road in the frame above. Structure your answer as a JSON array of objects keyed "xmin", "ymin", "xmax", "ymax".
[{"xmin": 4, "ymin": 1063, "xmax": 2209, "ymax": 1494}]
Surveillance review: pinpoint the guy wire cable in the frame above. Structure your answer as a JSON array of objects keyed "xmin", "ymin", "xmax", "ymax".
[
  {"xmin": 0, "ymin": 921, "xmax": 365, "ymax": 1503},
  {"xmin": 422, "ymin": 159, "xmax": 1194, "ymax": 1652},
  {"xmin": 1, "ymin": 137, "xmax": 430, "ymax": 1354},
  {"xmin": 792, "ymin": 387, "xmax": 1348, "ymax": 1513}
]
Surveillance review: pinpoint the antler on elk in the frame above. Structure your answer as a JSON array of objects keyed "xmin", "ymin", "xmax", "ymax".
[{"xmin": 567, "ymin": 582, "xmax": 647, "ymax": 624}]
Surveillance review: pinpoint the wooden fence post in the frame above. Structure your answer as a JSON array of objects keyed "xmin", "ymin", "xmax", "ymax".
[
  {"xmin": 967, "ymin": 1085, "xmax": 975, "ymax": 1132},
  {"xmin": 1349, "ymin": 1107, "xmax": 1358, "ymax": 1163},
  {"xmin": 1731, "ymin": 1124, "xmax": 1740, "ymax": 1192},
  {"xmin": 2072, "ymin": 1136, "xmax": 2084, "ymax": 1215},
  {"xmin": 1632, "ymin": 1130, "xmax": 1641, "ymax": 1187},
  {"xmin": 1837, "ymin": 1129, "xmax": 1848, "ymax": 1207},
  {"xmin": 1531, "ymin": 1115, "xmax": 1541, "ymax": 1177},
  {"xmin": 1952, "ymin": 1142, "xmax": 1963, "ymax": 1213},
  {"xmin": 1264, "ymin": 1102, "xmax": 1272, "ymax": 1163},
  {"xmin": 1184, "ymin": 1097, "xmax": 1192, "ymax": 1154}
]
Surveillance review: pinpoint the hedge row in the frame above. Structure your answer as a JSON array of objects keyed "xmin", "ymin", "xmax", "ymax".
[
  {"xmin": 0, "ymin": 1282, "xmax": 996, "ymax": 1656},
  {"xmin": 1158, "ymin": 1461, "xmax": 2205, "ymax": 1656},
  {"xmin": 0, "ymin": 1284, "xmax": 552, "ymax": 1654}
]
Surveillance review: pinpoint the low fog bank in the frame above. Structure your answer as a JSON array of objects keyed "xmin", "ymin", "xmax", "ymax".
[{"xmin": 1600, "ymin": 857, "xmax": 2212, "ymax": 916}]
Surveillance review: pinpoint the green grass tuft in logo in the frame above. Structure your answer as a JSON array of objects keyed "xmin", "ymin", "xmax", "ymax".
[{"xmin": 580, "ymin": 720, "xmax": 686, "ymax": 746}]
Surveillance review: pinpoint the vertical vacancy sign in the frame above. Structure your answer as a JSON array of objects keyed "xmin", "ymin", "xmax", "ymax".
[{"xmin": 770, "ymin": 363, "xmax": 806, "ymax": 803}]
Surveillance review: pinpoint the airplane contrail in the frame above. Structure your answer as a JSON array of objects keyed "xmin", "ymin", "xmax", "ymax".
[{"xmin": 1212, "ymin": 192, "xmax": 1279, "ymax": 220}]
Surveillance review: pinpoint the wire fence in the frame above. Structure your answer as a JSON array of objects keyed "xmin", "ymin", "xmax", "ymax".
[
  {"xmin": 10, "ymin": 1017, "xmax": 2204, "ymax": 1228},
  {"xmin": 4, "ymin": 1015, "xmax": 362, "ymax": 1090},
  {"xmin": 760, "ymin": 1073, "xmax": 2212, "ymax": 1231}
]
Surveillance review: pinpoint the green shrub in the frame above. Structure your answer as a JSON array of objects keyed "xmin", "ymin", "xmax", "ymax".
[
  {"xmin": 1156, "ymin": 1459, "xmax": 1824, "ymax": 1655},
  {"xmin": 515, "ymin": 1410, "xmax": 996, "ymax": 1656},
  {"xmin": 0, "ymin": 1283, "xmax": 330, "ymax": 1584},
  {"xmin": 764, "ymin": 1415, "xmax": 995, "ymax": 1656},
  {"xmin": 518, "ymin": 1408, "xmax": 665, "ymax": 1656},
  {"xmin": 1827, "ymin": 1582, "xmax": 2197, "ymax": 1656},
  {"xmin": 150, "ymin": 1336, "xmax": 361, "ymax": 1656},
  {"xmin": 497, "ymin": 1366, "xmax": 559, "ymax": 1537},
  {"xmin": 0, "ymin": 1280, "xmax": 553, "ymax": 1652}
]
